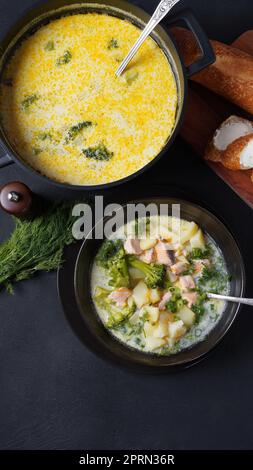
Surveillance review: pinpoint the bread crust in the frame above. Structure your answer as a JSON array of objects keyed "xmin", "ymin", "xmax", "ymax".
[
  {"xmin": 171, "ymin": 27, "xmax": 253, "ymax": 115},
  {"xmin": 206, "ymin": 132, "xmax": 253, "ymax": 170},
  {"xmin": 223, "ymin": 134, "xmax": 253, "ymax": 170},
  {"xmin": 205, "ymin": 141, "xmax": 223, "ymax": 163}
]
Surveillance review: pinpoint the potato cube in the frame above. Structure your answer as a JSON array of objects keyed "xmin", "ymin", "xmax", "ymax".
[
  {"xmin": 190, "ymin": 229, "xmax": 206, "ymax": 250},
  {"xmin": 127, "ymin": 296, "xmax": 135, "ymax": 309},
  {"xmin": 145, "ymin": 336, "xmax": 166, "ymax": 351},
  {"xmin": 177, "ymin": 255, "xmax": 188, "ymax": 263},
  {"xmin": 153, "ymin": 322, "xmax": 168, "ymax": 338},
  {"xmin": 180, "ymin": 222, "xmax": 199, "ymax": 244},
  {"xmin": 129, "ymin": 267, "xmax": 145, "ymax": 281},
  {"xmin": 167, "ymin": 338, "xmax": 176, "ymax": 349},
  {"xmin": 149, "ymin": 288, "xmax": 162, "ymax": 304},
  {"xmin": 178, "ymin": 306, "xmax": 196, "ymax": 328},
  {"xmin": 144, "ymin": 306, "xmax": 160, "ymax": 324},
  {"xmin": 160, "ymin": 312, "xmax": 176, "ymax": 323},
  {"xmin": 129, "ymin": 311, "xmax": 139, "ymax": 325},
  {"xmin": 168, "ymin": 313, "xmax": 176, "ymax": 322},
  {"xmin": 158, "ymin": 226, "xmax": 173, "ymax": 241},
  {"xmin": 144, "ymin": 321, "xmax": 157, "ymax": 337},
  {"xmin": 168, "ymin": 320, "xmax": 187, "ymax": 340},
  {"xmin": 180, "ymin": 220, "xmax": 198, "ymax": 231},
  {"xmin": 159, "ymin": 312, "xmax": 171, "ymax": 324},
  {"xmin": 132, "ymin": 281, "xmax": 149, "ymax": 309}
]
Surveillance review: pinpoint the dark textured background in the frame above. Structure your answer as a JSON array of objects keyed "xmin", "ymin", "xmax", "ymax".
[{"xmin": 0, "ymin": 0, "xmax": 253, "ymax": 451}]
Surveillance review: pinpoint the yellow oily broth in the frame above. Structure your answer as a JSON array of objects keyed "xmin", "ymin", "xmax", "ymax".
[{"xmin": 0, "ymin": 13, "xmax": 178, "ymax": 185}]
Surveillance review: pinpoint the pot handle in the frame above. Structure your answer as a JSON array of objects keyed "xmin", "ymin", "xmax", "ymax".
[
  {"xmin": 0, "ymin": 142, "xmax": 14, "ymax": 169},
  {"xmin": 165, "ymin": 8, "xmax": 215, "ymax": 77}
]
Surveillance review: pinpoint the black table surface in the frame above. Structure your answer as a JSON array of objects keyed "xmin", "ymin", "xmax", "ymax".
[{"xmin": 1, "ymin": 0, "xmax": 253, "ymax": 451}]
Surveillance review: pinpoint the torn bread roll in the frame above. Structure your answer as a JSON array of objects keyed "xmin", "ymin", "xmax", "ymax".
[
  {"xmin": 171, "ymin": 28, "xmax": 253, "ymax": 115},
  {"xmin": 205, "ymin": 116, "xmax": 253, "ymax": 170}
]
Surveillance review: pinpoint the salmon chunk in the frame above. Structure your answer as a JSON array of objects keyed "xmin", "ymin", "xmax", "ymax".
[
  {"xmin": 124, "ymin": 239, "xmax": 142, "ymax": 255},
  {"xmin": 155, "ymin": 241, "xmax": 175, "ymax": 266},
  {"xmin": 171, "ymin": 261, "xmax": 188, "ymax": 275},
  {"xmin": 193, "ymin": 259, "xmax": 210, "ymax": 274},
  {"xmin": 182, "ymin": 292, "xmax": 198, "ymax": 308},
  {"xmin": 166, "ymin": 268, "xmax": 178, "ymax": 283},
  {"xmin": 140, "ymin": 248, "xmax": 155, "ymax": 264},
  {"xmin": 179, "ymin": 275, "xmax": 196, "ymax": 291},
  {"xmin": 159, "ymin": 292, "xmax": 172, "ymax": 311}
]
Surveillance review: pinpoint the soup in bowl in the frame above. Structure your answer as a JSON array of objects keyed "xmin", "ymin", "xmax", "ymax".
[
  {"xmin": 73, "ymin": 199, "xmax": 245, "ymax": 369},
  {"xmin": 91, "ymin": 215, "xmax": 230, "ymax": 355}
]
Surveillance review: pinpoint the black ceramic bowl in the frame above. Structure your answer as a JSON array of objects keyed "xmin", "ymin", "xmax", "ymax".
[{"xmin": 73, "ymin": 198, "xmax": 245, "ymax": 371}]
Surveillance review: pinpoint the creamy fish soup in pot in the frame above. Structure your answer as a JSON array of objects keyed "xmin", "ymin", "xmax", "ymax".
[{"xmin": 0, "ymin": 13, "xmax": 178, "ymax": 186}]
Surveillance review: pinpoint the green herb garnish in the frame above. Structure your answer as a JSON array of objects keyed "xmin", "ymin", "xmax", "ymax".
[
  {"xmin": 82, "ymin": 144, "xmax": 113, "ymax": 161},
  {"xmin": 127, "ymin": 256, "xmax": 166, "ymax": 289},
  {"xmin": 97, "ymin": 239, "xmax": 123, "ymax": 266},
  {"xmin": 192, "ymin": 303, "xmax": 205, "ymax": 322},
  {"xmin": 94, "ymin": 287, "xmax": 135, "ymax": 328},
  {"xmin": 125, "ymin": 71, "xmax": 139, "ymax": 85},
  {"xmin": 56, "ymin": 50, "xmax": 72, "ymax": 66},
  {"xmin": 191, "ymin": 291, "xmax": 208, "ymax": 323},
  {"xmin": 166, "ymin": 288, "xmax": 184, "ymax": 314},
  {"xmin": 38, "ymin": 132, "xmax": 52, "ymax": 141},
  {"xmin": 188, "ymin": 247, "xmax": 211, "ymax": 261},
  {"xmin": 199, "ymin": 266, "xmax": 230, "ymax": 293},
  {"xmin": 135, "ymin": 337, "xmax": 145, "ymax": 348},
  {"xmin": 96, "ymin": 240, "xmax": 130, "ymax": 288},
  {"xmin": 108, "ymin": 38, "xmax": 119, "ymax": 50},
  {"xmin": 33, "ymin": 147, "xmax": 42, "ymax": 156},
  {"xmin": 210, "ymin": 313, "xmax": 219, "ymax": 323},
  {"xmin": 182, "ymin": 266, "xmax": 195, "ymax": 276},
  {"xmin": 44, "ymin": 40, "xmax": 55, "ymax": 51},
  {"xmin": 21, "ymin": 94, "xmax": 39, "ymax": 111},
  {"xmin": 0, "ymin": 202, "xmax": 78, "ymax": 293},
  {"xmin": 66, "ymin": 121, "xmax": 93, "ymax": 142},
  {"xmin": 163, "ymin": 278, "xmax": 173, "ymax": 290}
]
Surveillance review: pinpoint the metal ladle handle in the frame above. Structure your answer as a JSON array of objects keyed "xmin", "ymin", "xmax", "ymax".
[{"xmin": 116, "ymin": 0, "xmax": 182, "ymax": 77}]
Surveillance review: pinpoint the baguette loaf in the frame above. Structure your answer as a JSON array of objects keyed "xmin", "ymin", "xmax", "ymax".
[{"xmin": 172, "ymin": 28, "xmax": 253, "ymax": 115}]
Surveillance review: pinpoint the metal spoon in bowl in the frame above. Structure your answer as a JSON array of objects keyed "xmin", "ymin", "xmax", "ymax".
[
  {"xmin": 116, "ymin": 0, "xmax": 182, "ymax": 77},
  {"xmin": 208, "ymin": 293, "xmax": 253, "ymax": 306}
]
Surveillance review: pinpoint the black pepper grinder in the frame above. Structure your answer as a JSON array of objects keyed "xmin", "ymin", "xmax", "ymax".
[{"xmin": 0, "ymin": 181, "xmax": 36, "ymax": 219}]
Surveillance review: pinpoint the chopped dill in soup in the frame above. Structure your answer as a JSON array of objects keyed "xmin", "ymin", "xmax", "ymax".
[{"xmin": 91, "ymin": 216, "xmax": 230, "ymax": 355}]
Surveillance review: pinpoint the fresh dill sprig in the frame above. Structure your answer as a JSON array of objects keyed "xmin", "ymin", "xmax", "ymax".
[{"xmin": 0, "ymin": 202, "xmax": 78, "ymax": 293}]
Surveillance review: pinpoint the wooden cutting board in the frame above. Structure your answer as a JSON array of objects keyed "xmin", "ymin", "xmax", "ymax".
[{"xmin": 180, "ymin": 31, "xmax": 253, "ymax": 208}]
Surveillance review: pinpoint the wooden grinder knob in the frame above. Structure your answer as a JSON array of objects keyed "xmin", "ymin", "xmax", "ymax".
[{"xmin": 0, "ymin": 182, "xmax": 33, "ymax": 218}]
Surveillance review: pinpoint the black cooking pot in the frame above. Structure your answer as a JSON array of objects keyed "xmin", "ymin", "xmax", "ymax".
[{"xmin": 0, "ymin": 0, "xmax": 215, "ymax": 191}]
